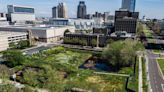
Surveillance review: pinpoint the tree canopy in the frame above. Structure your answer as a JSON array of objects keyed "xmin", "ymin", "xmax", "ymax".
[
  {"xmin": 102, "ymin": 39, "xmax": 144, "ymax": 71},
  {"xmin": 2, "ymin": 50, "xmax": 26, "ymax": 67}
]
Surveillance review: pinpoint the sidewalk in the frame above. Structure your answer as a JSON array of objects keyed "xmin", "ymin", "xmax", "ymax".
[
  {"xmin": 94, "ymin": 72, "xmax": 129, "ymax": 77},
  {"xmin": 139, "ymin": 56, "xmax": 143, "ymax": 92}
]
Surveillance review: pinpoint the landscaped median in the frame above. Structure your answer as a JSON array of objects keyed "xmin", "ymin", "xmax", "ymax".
[
  {"xmin": 153, "ymin": 50, "xmax": 164, "ymax": 55},
  {"xmin": 143, "ymin": 25, "xmax": 153, "ymax": 38},
  {"xmin": 157, "ymin": 59, "xmax": 164, "ymax": 77}
]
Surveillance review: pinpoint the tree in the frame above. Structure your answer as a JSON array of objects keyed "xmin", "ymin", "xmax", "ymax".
[
  {"xmin": 43, "ymin": 68, "xmax": 65, "ymax": 92},
  {"xmin": 106, "ymin": 39, "xmax": 114, "ymax": 44},
  {"xmin": 153, "ymin": 23, "xmax": 161, "ymax": 35},
  {"xmin": 102, "ymin": 39, "xmax": 144, "ymax": 71},
  {"xmin": 2, "ymin": 50, "xmax": 26, "ymax": 67},
  {"xmin": 0, "ymin": 65, "xmax": 14, "ymax": 79},
  {"xmin": 80, "ymin": 39, "xmax": 88, "ymax": 46},
  {"xmin": 91, "ymin": 39, "xmax": 97, "ymax": 47},
  {"xmin": 9, "ymin": 42, "xmax": 17, "ymax": 49},
  {"xmin": 17, "ymin": 40, "xmax": 30, "ymax": 49},
  {"xmin": 0, "ymin": 84, "xmax": 17, "ymax": 92},
  {"xmin": 137, "ymin": 22, "xmax": 144, "ymax": 36},
  {"xmin": 102, "ymin": 41, "xmax": 123, "ymax": 70}
]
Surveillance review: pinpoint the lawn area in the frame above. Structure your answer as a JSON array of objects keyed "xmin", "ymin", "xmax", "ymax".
[
  {"xmin": 127, "ymin": 57, "xmax": 139, "ymax": 92},
  {"xmin": 142, "ymin": 57, "xmax": 148, "ymax": 92},
  {"xmin": 154, "ymin": 50, "xmax": 161, "ymax": 53},
  {"xmin": 153, "ymin": 50, "xmax": 164, "ymax": 55},
  {"xmin": 143, "ymin": 25, "xmax": 153, "ymax": 38},
  {"xmin": 157, "ymin": 59, "xmax": 164, "ymax": 75}
]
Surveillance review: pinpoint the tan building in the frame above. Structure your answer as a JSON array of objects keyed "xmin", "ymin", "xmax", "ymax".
[
  {"xmin": 0, "ymin": 25, "xmax": 75, "ymax": 43},
  {"xmin": 0, "ymin": 31, "xmax": 28, "ymax": 51},
  {"xmin": 57, "ymin": 3, "xmax": 68, "ymax": 18}
]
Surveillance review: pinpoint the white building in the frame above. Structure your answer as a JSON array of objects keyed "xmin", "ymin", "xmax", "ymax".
[
  {"xmin": 69, "ymin": 19, "xmax": 95, "ymax": 30},
  {"xmin": 49, "ymin": 18, "xmax": 96, "ymax": 30},
  {"xmin": 7, "ymin": 5, "xmax": 35, "ymax": 24},
  {"xmin": 0, "ymin": 31, "xmax": 28, "ymax": 51},
  {"xmin": 0, "ymin": 25, "xmax": 75, "ymax": 43},
  {"xmin": 0, "ymin": 13, "xmax": 9, "ymax": 25}
]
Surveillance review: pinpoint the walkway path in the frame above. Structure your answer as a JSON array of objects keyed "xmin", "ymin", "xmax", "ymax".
[
  {"xmin": 139, "ymin": 56, "xmax": 143, "ymax": 92},
  {"xmin": 94, "ymin": 72, "xmax": 129, "ymax": 77}
]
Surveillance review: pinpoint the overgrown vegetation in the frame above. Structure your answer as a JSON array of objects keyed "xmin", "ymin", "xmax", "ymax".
[
  {"xmin": 1, "ymin": 40, "xmax": 143, "ymax": 92},
  {"xmin": 9, "ymin": 40, "xmax": 30, "ymax": 49},
  {"xmin": 102, "ymin": 39, "xmax": 144, "ymax": 71}
]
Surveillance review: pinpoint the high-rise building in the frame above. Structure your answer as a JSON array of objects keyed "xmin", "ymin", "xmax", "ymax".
[
  {"xmin": 121, "ymin": 0, "xmax": 136, "ymax": 12},
  {"xmin": 77, "ymin": 1, "xmax": 87, "ymax": 19},
  {"xmin": 7, "ymin": 5, "xmax": 35, "ymax": 23},
  {"xmin": 115, "ymin": 10, "xmax": 139, "ymax": 33},
  {"xmin": 52, "ymin": 6, "xmax": 58, "ymax": 18},
  {"xmin": 104, "ymin": 12, "xmax": 110, "ymax": 22},
  {"xmin": 58, "ymin": 3, "xmax": 68, "ymax": 18}
]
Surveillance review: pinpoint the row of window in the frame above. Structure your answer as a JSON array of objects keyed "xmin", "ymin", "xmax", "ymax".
[{"xmin": 14, "ymin": 7, "xmax": 34, "ymax": 13}]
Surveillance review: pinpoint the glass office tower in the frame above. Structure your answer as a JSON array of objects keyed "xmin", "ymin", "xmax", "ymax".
[{"xmin": 122, "ymin": 0, "xmax": 136, "ymax": 12}]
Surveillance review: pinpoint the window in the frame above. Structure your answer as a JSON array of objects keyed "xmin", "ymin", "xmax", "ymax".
[{"xmin": 14, "ymin": 7, "xmax": 34, "ymax": 13}]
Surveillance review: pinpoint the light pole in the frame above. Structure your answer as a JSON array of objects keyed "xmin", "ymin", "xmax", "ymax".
[{"xmin": 96, "ymin": 34, "xmax": 99, "ymax": 48}]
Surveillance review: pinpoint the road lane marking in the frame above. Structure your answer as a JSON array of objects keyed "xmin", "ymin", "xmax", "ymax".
[{"xmin": 161, "ymin": 84, "xmax": 164, "ymax": 92}]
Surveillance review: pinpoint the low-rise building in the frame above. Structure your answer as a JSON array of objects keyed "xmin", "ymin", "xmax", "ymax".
[
  {"xmin": 49, "ymin": 18, "xmax": 103, "ymax": 30},
  {"xmin": 0, "ymin": 13, "xmax": 9, "ymax": 25},
  {"xmin": 0, "ymin": 25, "xmax": 75, "ymax": 43},
  {"xmin": 69, "ymin": 19, "xmax": 95, "ymax": 30},
  {"xmin": 0, "ymin": 31, "xmax": 28, "ymax": 51},
  {"xmin": 64, "ymin": 33, "xmax": 106, "ymax": 47},
  {"xmin": 63, "ymin": 31, "xmax": 135, "ymax": 47}
]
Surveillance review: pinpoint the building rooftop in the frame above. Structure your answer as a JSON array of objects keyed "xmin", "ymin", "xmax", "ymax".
[
  {"xmin": 0, "ymin": 31, "xmax": 27, "ymax": 38},
  {"xmin": 66, "ymin": 32, "xmax": 104, "ymax": 36},
  {"xmin": 0, "ymin": 25, "xmax": 74, "ymax": 30}
]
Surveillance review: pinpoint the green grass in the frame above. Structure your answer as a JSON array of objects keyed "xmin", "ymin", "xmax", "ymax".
[
  {"xmin": 154, "ymin": 50, "xmax": 161, "ymax": 53},
  {"xmin": 153, "ymin": 50, "xmax": 164, "ymax": 55},
  {"xmin": 143, "ymin": 26, "xmax": 153, "ymax": 38},
  {"xmin": 142, "ymin": 57, "xmax": 148, "ymax": 92},
  {"xmin": 127, "ymin": 56, "xmax": 139, "ymax": 92},
  {"xmin": 157, "ymin": 59, "xmax": 164, "ymax": 75},
  {"xmin": 3, "ymin": 46, "xmax": 137, "ymax": 92}
]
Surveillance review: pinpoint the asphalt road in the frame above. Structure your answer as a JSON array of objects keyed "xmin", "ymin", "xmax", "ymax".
[{"xmin": 147, "ymin": 50, "xmax": 164, "ymax": 92}]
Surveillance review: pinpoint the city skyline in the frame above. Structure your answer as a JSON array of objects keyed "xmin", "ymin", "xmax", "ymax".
[{"xmin": 0, "ymin": 0, "xmax": 164, "ymax": 19}]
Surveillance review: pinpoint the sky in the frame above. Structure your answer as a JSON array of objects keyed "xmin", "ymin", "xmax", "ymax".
[{"xmin": 0, "ymin": 0, "xmax": 164, "ymax": 19}]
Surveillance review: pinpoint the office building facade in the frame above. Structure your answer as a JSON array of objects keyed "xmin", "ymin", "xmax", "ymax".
[
  {"xmin": 58, "ymin": 3, "xmax": 68, "ymax": 18},
  {"xmin": 77, "ymin": 1, "xmax": 87, "ymax": 19},
  {"xmin": 52, "ymin": 6, "xmax": 58, "ymax": 18},
  {"xmin": 52, "ymin": 3, "xmax": 68, "ymax": 18},
  {"xmin": 7, "ymin": 5, "xmax": 35, "ymax": 23},
  {"xmin": 122, "ymin": 0, "xmax": 136, "ymax": 12},
  {"xmin": 115, "ymin": 10, "xmax": 139, "ymax": 33}
]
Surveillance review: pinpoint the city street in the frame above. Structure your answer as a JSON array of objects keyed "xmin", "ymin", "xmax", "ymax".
[{"xmin": 146, "ymin": 50, "xmax": 164, "ymax": 92}]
